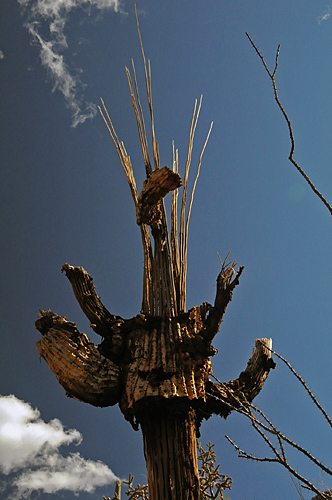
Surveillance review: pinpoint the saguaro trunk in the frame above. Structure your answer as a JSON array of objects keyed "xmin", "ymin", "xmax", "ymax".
[
  {"xmin": 35, "ymin": 10, "xmax": 276, "ymax": 499},
  {"xmin": 140, "ymin": 405, "xmax": 199, "ymax": 500},
  {"xmin": 36, "ymin": 274, "xmax": 275, "ymax": 500}
]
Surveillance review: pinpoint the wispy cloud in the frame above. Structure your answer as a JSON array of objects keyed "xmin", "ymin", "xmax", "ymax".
[
  {"xmin": 0, "ymin": 51, "xmax": 4, "ymax": 59},
  {"xmin": 318, "ymin": 4, "xmax": 332, "ymax": 24},
  {"xmin": 18, "ymin": 0, "xmax": 121, "ymax": 127},
  {"xmin": 0, "ymin": 395, "xmax": 119, "ymax": 499}
]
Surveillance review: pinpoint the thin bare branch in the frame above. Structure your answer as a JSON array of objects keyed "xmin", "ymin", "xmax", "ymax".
[
  {"xmin": 244, "ymin": 401, "xmax": 332, "ymax": 480},
  {"xmin": 246, "ymin": 32, "xmax": 332, "ymax": 216},
  {"xmin": 226, "ymin": 432, "xmax": 328, "ymax": 499},
  {"xmin": 209, "ymin": 367, "xmax": 332, "ymax": 498},
  {"xmin": 257, "ymin": 340, "xmax": 332, "ymax": 428}
]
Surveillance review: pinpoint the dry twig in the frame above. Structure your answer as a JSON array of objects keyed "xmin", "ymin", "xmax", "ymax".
[
  {"xmin": 257, "ymin": 340, "xmax": 332, "ymax": 428},
  {"xmin": 246, "ymin": 32, "xmax": 332, "ymax": 216},
  {"xmin": 207, "ymin": 351, "xmax": 332, "ymax": 499}
]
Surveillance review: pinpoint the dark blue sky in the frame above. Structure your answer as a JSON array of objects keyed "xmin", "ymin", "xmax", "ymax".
[{"xmin": 1, "ymin": 1, "xmax": 332, "ymax": 499}]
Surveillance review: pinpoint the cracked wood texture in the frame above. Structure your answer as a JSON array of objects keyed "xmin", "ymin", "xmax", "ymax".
[
  {"xmin": 34, "ymin": 28, "xmax": 276, "ymax": 498},
  {"xmin": 36, "ymin": 264, "xmax": 274, "ymax": 500},
  {"xmin": 140, "ymin": 405, "xmax": 200, "ymax": 500},
  {"xmin": 35, "ymin": 310, "xmax": 121, "ymax": 407},
  {"xmin": 119, "ymin": 305, "xmax": 213, "ymax": 422},
  {"xmin": 136, "ymin": 166, "xmax": 182, "ymax": 227}
]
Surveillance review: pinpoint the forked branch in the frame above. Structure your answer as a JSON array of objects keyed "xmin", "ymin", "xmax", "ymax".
[
  {"xmin": 258, "ymin": 340, "xmax": 332, "ymax": 428},
  {"xmin": 246, "ymin": 32, "xmax": 332, "ymax": 216},
  {"xmin": 211, "ymin": 343, "xmax": 332, "ymax": 499}
]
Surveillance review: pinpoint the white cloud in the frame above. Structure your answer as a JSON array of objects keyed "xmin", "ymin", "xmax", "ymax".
[
  {"xmin": 0, "ymin": 51, "xmax": 4, "ymax": 59},
  {"xmin": 318, "ymin": 4, "xmax": 332, "ymax": 24},
  {"xmin": 0, "ymin": 394, "xmax": 81, "ymax": 474},
  {"xmin": 27, "ymin": 25, "xmax": 97, "ymax": 127},
  {"xmin": 13, "ymin": 453, "xmax": 118, "ymax": 497},
  {"xmin": 18, "ymin": 0, "xmax": 121, "ymax": 126},
  {"xmin": 0, "ymin": 395, "xmax": 119, "ymax": 499}
]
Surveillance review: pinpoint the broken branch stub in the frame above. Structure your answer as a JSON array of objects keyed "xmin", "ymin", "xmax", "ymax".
[
  {"xmin": 35, "ymin": 267, "xmax": 275, "ymax": 425},
  {"xmin": 36, "ymin": 310, "xmax": 121, "ymax": 407},
  {"xmin": 204, "ymin": 338, "xmax": 275, "ymax": 418},
  {"xmin": 136, "ymin": 166, "xmax": 182, "ymax": 227},
  {"xmin": 35, "ymin": 261, "xmax": 274, "ymax": 500}
]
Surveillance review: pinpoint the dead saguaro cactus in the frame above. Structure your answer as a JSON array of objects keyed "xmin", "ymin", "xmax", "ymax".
[{"xmin": 35, "ymin": 8, "xmax": 275, "ymax": 500}]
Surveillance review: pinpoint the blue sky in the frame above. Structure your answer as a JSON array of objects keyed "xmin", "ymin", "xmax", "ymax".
[{"xmin": 1, "ymin": 1, "xmax": 332, "ymax": 499}]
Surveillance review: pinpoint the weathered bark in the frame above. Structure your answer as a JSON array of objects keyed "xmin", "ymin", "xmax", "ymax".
[
  {"xmin": 61, "ymin": 263, "xmax": 122, "ymax": 340},
  {"xmin": 137, "ymin": 166, "xmax": 182, "ymax": 227},
  {"xmin": 36, "ymin": 264, "xmax": 274, "ymax": 500},
  {"xmin": 80, "ymin": 15, "xmax": 276, "ymax": 498},
  {"xmin": 60, "ymin": 261, "xmax": 245, "ymax": 363},
  {"xmin": 35, "ymin": 310, "xmax": 121, "ymax": 407},
  {"xmin": 204, "ymin": 338, "xmax": 275, "ymax": 418},
  {"xmin": 139, "ymin": 402, "xmax": 200, "ymax": 500},
  {"xmin": 117, "ymin": 309, "xmax": 213, "ymax": 428},
  {"xmin": 35, "ymin": 276, "xmax": 275, "ymax": 420},
  {"xmin": 203, "ymin": 264, "xmax": 245, "ymax": 344},
  {"xmin": 34, "ymin": 11, "xmax": 276, "ymax": 498}
]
